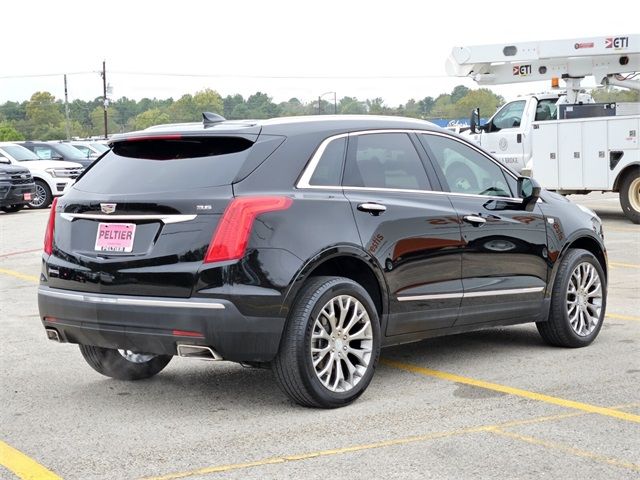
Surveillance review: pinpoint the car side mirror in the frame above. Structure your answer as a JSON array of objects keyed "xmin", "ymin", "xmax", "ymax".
[
  {"xmin": 470, "ymin": 108, "xmax": 480, "ymax": 134},
  {"xmin": 517, "ymin": 176, "xmax": 541, "ymax": 211}
]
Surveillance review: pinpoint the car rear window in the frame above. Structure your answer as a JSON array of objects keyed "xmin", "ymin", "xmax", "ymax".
[{"xmin": 74, "ymin": 137, "xmax": 254, "ymax": 193}]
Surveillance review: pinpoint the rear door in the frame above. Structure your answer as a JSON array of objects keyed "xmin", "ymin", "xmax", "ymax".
[
  {"xmin": 342, "ymin": 131, "xmax": 464, "ymax": 336},
  {"xmin": 49, "ymin": 135, "xmax": 277, "ymax": 298},
  {"xmin": 419, "ymin": 132, "xmax": 548, "ymax": 326}
]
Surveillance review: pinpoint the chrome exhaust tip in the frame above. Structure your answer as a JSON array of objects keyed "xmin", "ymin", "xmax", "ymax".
[
  {"xmin": 176, "ymin": 344, "xmax": 223, "ymax": 361},
  {"xmin": 45, "ymin": 328, "xmax": 61, "ymax": 342}
]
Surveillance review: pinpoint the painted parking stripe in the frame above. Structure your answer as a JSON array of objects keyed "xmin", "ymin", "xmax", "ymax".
[
  {"xmin": 608, "ymin": 313, "xmax": 640, "ymax": 322},
  {"xmin": 139, "ymin": 406, "xmax": 638, "ymax": 480},
  {"xmin": 489, "ymin": 428, "xmax": 640, "ymax": 472},
  {"xmin": 0, "ymin": 268, "xmax": 39, "ymax": 283},
  {"xmin": 0, "ymin": 248, "xmax": 41, "ymax": 259},
  {"xmin": 0, "ymin": 440, "xmax": 63, "ymax": 480},
  {"xmin": 609, "ymin": 261, "xmax": 640, "ymax": 269},
  {"xmin": 381, "ymin": 359, "xmax": 640, "ymax": 424}
]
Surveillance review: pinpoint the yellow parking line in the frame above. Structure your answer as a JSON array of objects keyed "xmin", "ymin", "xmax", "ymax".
[
  {"xmin": 609, "ymin": 262, "xmax": 640, "ymax": 269},
  {"xmin": 489, "ymin": 428, "xmax": 640, "ymax": 472},
  {"xmin": 0, "ymin": 440, "xmax": 62, "ymax": 480},
  {"xmin": 605, "ymin": 227, "xmax": 640, "ymax": 233},
  {"xmin": 608, "ymin": 313, "xmax": 640, "ymax": 322},
  {"xmin": 140, "ymin": 404, "xmax": 638, "ymax": 480},
  {"xmin": 381, "ymin": 359, "xmax": 640, "ymax": 424},
  {"xmin": 0, "ymin": 268, "xmax": 39, "ymax": 283}
]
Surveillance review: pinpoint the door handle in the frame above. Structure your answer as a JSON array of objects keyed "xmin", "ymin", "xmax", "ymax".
[
  {"xmin": 463, "ymin": 215, "xmax": 486, "ymax": 226},
  {"xmin": 358, "ymin": 203, "xmax": 387, "ymax": 216}
]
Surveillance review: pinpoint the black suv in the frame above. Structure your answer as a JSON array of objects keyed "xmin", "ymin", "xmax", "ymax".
[
  {"xmin": 0, "ymin": 160, "xmax": 35, "ymax": 213},
  {"xmin": 38, "ymin": 115, "xmax": 607, "ymax": 408},
  {"xmin": 19, "ymin": 141, "xmax": 94, "ymax": 168}
]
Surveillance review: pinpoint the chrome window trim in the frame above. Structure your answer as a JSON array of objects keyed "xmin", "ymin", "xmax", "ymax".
[
  {"xmin": 296, "ymin": 128, "xmax": 523, "ymax": 203},
  {"xmin": 39, "ymin": 287, "xmax": 226, "ymax": 310},
  {"xmin": 397, "ymin": 286, "xmax": 544, "ymax": 302},
  {"xmin": 59, "ymin": 213, "xmax": 197, "ymax": 224}
]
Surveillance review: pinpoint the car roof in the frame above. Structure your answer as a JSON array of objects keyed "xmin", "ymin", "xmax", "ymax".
[{"xmin": 112, "ymin": 115, "xmax": 443, "ymax": 141}]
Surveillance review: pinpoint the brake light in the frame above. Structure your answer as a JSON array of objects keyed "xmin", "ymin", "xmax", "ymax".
[
  {"xmin": 204, "ymin": 196, "xmax": 293, "ymax": 263},
  {"xmin": 44, "ymin": 198, "xmax": 58, "ymax": 255}
]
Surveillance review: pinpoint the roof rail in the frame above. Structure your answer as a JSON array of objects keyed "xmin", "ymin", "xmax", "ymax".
[{"xmin": 202, "ymin": 112, "xmax": 226, "ymax": 126}]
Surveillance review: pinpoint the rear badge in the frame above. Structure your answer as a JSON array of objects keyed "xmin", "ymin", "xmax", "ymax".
[
  {"xmin": 100, "ymin": 203, "xmax": 117, "ymax": 214},
  {"xmin": 196, "ymin": 205, "xmax": 212, "ymax": 211}
]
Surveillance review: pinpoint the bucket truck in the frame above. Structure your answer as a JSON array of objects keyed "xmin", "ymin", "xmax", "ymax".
[{"xmin": 446, "ymin": 34, "xmax": 640, "ymax": 223}]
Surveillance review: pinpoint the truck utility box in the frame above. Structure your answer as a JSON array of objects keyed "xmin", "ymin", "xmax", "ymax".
[{"xmin": 531, "ymin": 115, "xmax": 639, "ymax": 192}]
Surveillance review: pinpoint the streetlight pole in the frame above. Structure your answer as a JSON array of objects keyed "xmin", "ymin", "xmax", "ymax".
[
  {"xmin": 318, "ymin": 91, "xmax": 337, "ymax": 115},
  {"xmin": 101, "ymin": 60, "xmax": 108, "ymax": 139}
]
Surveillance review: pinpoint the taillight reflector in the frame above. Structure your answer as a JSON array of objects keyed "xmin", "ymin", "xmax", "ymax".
[
  {"xmin": 204, "ymin": 196, "xmax": 293, "ymax": 263},
  {"xmin": 172, "ymin": 329, "xmax": 204, "ymax": 338},
  {"xmin": 44, "ymin": 197, "xmax": 58, "ymax": 255}
]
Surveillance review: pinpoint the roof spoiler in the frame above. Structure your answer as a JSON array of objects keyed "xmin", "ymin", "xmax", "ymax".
[{"xmin": 202, "ymin": 112, "xmax": 226, "ymax": 126}]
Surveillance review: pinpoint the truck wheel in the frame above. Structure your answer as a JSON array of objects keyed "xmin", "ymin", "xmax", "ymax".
[
  {"xmin": 0, "ymin": 204, "xmax": 24, "ymax": 213},
  {"xmin": 619, "ymin": 168, "xmax": 640, "ymax": 224},
  {"xmin": 537, "ymin": 249, "xmax": 606, "ymax": 348},
  {"xmin": 79, "ymin": 345, "xmax": 172, "ymax": 380},
  {"xmin": 29, "ymin": 180, "xmax": 53, "ymax": 209},
  {"xmin": 273, "ymin": 276, "xmax": 381, "ymax": 408}
]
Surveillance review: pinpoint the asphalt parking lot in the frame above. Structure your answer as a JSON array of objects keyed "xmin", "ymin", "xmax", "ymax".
[{"xmin": 1, "ymin": 193, "xmax": 639, "ymax": 480}]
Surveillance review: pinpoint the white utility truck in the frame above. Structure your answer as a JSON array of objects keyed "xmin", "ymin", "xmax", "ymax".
[{"xmin": 446, "ymin": 35, "xmax": 640, "ymax": 223}]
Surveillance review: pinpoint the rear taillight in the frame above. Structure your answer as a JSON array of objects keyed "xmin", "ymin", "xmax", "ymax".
[
  {"xmin": 204, "ymin": 196, "xmax": 293, "ymax": 263},
  {"xmin": 44, "ymin": 198, "xmax": 58, "ymax": 255}
]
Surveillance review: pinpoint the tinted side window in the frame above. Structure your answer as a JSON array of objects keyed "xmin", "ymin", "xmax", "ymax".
[
  {"xmin": 33, "ymin": 146, "xmax": 54, "ymax": 159},
  {"xmin": 309, "ymin": 137, "xmax": 346, "ymax": 186},
  {"xmin": 343, "ymin": 133, "xmax": 430, "ymax": 190},
  {"xmin": 421, "ymin": 134, "xmax": 513, "ymax": 197},
  {"xmin": 492, "ymin": 100, "xmax": 526, "ymax": 130}
]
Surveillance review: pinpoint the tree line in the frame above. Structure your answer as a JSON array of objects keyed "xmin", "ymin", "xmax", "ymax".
[{"xmin": 0, "ymin": 84, "xmax": 636, "ymax": 141}]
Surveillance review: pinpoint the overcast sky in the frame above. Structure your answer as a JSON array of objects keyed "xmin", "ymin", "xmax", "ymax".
[{"xmin": 1, "ymin": 0, "xmax": 638, "ymax": 107}]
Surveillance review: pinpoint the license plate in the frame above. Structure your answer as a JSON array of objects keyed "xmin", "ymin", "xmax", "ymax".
[
  {"xmin": 24, "ymin": 193, "xmax": 32, "ymax": 201},
  {"xmin": 95, "ymin": 223, "xmax": 136, "ymax": 252}
]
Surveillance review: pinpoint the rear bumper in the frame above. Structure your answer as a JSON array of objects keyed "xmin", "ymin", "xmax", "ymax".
[{"xmin": 38, "ymin": 286, "xmax": 286, "ymax": 362}]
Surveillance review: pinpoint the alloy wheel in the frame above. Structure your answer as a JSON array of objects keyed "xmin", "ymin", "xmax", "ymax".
[
  {"xmin": 566, "ymin": 262, "xmax": 603, "ymax": 336},
  {"xmin": 310, "ymin": 295, "xmax": 373, "ymax": 392},
  {"xmin": 118, "ymin": 350, "xmax": 156, "ymax": 363}
]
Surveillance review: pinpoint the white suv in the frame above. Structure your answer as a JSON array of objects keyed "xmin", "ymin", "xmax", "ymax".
[{"xmin": 0, "ymin": 143, "xmax": 83, "ymax": 209}]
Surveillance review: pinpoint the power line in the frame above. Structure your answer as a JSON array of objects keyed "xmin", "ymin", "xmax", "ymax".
[
  {"xmin": 109, "ymin": 71, "xmax": 450, "ymax": 80},
  {"xmin": 0, "ymin": 71, "xmax": 96, "ymax": 79}
]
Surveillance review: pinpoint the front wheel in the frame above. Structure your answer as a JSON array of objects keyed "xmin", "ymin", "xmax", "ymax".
[
  {"xmin": 79, "ymin": 345, "xmax": 172, "ymax": 380},
  {"xmin": 29, "ymin": 180, "xmax": 53, "ymax": 209},
  {"xmin": 619, "ymin": 168, "xmax": 640, "ymax": 224},
  {"xmin": 537, "ymin": 249, "xmax": 606, "ymax": 348},
  {"xmin": 273, "ymin": 276, "xmax": 381, "ymax": 408}
]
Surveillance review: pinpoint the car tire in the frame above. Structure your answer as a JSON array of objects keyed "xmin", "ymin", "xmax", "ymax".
[
  {"xmin": 79, "ymin": 345, "xmax": 172, "ymax": 380},
  {"xmin": 29, "ymin": 180, "xmax": 53, "ymax": 209},
  {"xmin": 273, "ymin": 276, "xmax": 381, "ymax": 408},
  {"xmin": 0, "ymin": 204, "xmax": 24, "ymax": 213},
  {"xmin": 619, "ymin": 167, "xmax": 640, "ymax": 224},
  {"xmin": 537, "ymin": 248, "xmax": 606, "ymax": 348}
]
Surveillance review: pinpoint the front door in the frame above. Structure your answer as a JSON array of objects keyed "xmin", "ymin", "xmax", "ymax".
[
  {"xmin": 481, "ymin": 100, "xmax": 527, "ymax": 173},
  {"xmin": 342, "ymin": 131, "xmax": 464, "ymax": 336},
  {"xmin": 419, "ymin": 132, "xmax": 549, "ymax": 326}
]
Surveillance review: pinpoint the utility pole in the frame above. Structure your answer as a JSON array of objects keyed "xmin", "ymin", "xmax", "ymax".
[
  {"xmin": 101, "ymin": 60, "xmax": 108, "ymax": 139},
  {"xmin": 318, "ymin": 96, "xmax": 322, "ymax": 115},
  {"xmin": 63, "ymin": 74, "xmax": 71, "ymax": 140}
]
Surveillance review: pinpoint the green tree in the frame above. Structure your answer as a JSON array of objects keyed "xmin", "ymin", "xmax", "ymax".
[
  {"xmin": 591, "ymin": 87, "xmax": 639, "ymax": 102},
  {"xmin": 25, "ymin": 92, "xmax": 65, "ymax": 138},
  {"xmin": 130, "ymin": 108, "xmax": 170, "ymax": 130},
  {"xmin": 418, "ymin": 96, "xmax": 435, "ymax": 117},
  {"xmin": 169, "ymin": 94, "xmax": 197, "ymax": 122},
  {"xmin": 338, "ymin": 97, "xmax": 366, "ymax": 114},
  {"xmin": 430, "ymin": 94, "xmax": 453, "ymax": 118},
  {"xmin": 0, "ymin": 122, "xmax": 24, "ymax": 141},
  {"xmin": 452, "ymin": 88, "xmax": 504, "ymax": 118},
  {"xmin": 89, "ymin": 106, "xmax": 121, "ymax": 136},
  {"xmin": 193, "ymin": 89, "xmax": 224, "ymax": 116},
  {"xmin": 451, "ymin": 85, "xmax": 471, "ymax": 103}
]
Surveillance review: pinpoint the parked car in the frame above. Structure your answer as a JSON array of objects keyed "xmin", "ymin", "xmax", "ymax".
[
  {"xmin": 19, "ymin": 141, "xmax": 94, "ymax": 168},
  {"xmin": 0, "ymin": 158, "xmax": 35, "ymax": 213},
  {"xmin": 38, "ymin": 115, "xmax": 607, "ymax": 408},
  {"xmin": 67, "ymin": 140, "xmax": 109, "ymax": 159},
  {"xmin": 0, "ymin": 143, "xmax": 83, "ymax": 208}
]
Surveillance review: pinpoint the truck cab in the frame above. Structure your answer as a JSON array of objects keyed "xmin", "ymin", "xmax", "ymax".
[{"xmin": 465, "ymin": 92, "xmax": 593, "ymax": 174}]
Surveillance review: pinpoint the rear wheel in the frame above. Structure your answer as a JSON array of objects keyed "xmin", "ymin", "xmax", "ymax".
[
  {"xmin": 273, "ymin": 276, "xmax": 381, "ymax": 408},
  {"xmin": 29, "ymin": 180, "xmax": 52, "ymax": 209},
  {"xmin": 0, "ymin": 204, "xmax": 24, "ymax": 213},
  {"xmin": 79, "ymin": 345, "xmax": 172, "ymax": 380},
  {"xmin": 619, "ymin": 168, "xmax": 640, "ymax": 224},
  {"xmin": 537, "ymin": 249, "xmax": 606, "ymax": 347}
]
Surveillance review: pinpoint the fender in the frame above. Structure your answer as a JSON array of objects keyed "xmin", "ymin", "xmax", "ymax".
[
  {"xmin": 280, "ymin": 243, "xmax": 390, "ymax": 321},
  {"xmin": 545, "ymin": 229, "xmax": 607, "ymax": 298}
]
